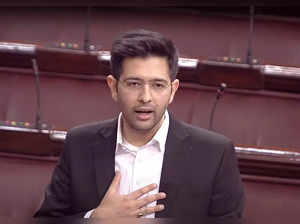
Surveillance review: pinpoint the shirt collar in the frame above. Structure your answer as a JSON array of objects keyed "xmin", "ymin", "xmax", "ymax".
[{"xmin": 116, "ymin": 111, "xmax": 169, "ymax": 153}]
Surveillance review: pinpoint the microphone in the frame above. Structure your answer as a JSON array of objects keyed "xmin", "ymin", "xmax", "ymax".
[
  {"xmin": 209, "ymin": 83, "xmax": 227, "ymax": 131},
  {"xmin": 246, "ymin": 5, "xmax": 255, "ymax": 65},
  {"xmin": 84, "ymin": 6, "xmax": 91, "ymax": 53},
  {"xmin": 32, "ymin": 59, "xmax": 42, "ymax": 131},
  {"xmin": 216, "ymin": 83, "xmax": 227, "ymax": 99}
]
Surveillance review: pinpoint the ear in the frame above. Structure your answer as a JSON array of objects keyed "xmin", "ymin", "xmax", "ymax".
[
  {"xmin": 168, "ymin": 79, "xmax": 179, "ymax": 104},
  {"xmin": 106, "ymin": 75, "xmax": 118, "ymax": 102}
]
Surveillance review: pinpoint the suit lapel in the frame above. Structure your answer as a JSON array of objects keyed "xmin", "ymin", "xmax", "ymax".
[
  {"xmin": 92, "ymin": 119, "xmax": 118, "ymax": 201},
  {"xmin": 156, "ymin": 116, "xmax": 189, "ymax": 218}
]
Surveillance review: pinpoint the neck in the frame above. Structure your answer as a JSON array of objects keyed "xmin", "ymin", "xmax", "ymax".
[{"xmin": 121, "ymin": 116, "xmax": 164, "ymax": 147}]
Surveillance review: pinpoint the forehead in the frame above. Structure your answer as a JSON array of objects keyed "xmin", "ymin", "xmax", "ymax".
[{"xmin": 120, "ymin": 56, "xmax": 170, "ymax": 81}]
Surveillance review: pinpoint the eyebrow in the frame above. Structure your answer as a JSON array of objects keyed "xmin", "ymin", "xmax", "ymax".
[
  {"xmin": 124, "ymin": 77, "xmax": 169, "ymax": 83},
  {"xmin": 124, "ymin": 77, "xmax": 142, "ymax": 81}
]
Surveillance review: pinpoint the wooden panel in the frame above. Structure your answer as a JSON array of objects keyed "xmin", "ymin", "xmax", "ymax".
[
  {"xmin": 0, "ymin": 43, "xmax": 35, "ymax": 68},
  {"xmin": 1, "ymin": 8, "xmax": 300, "ymax": 67},
  {"xmin": 197, "ymin": 61, "xmax": 264, "ymax": 89},
  {"xmin": 243, "ymin": 174, "xmax": 300, "ymax": 224},
  {"xmin": 36, "ymin": 48, "xmax": 109, "ymax": 75},
  {"xmin": 265, "ymin": 74, "xmax": 300, "ymax": 93},
  {"xmin": 0, "ymin": 127, "xmax": 63, "ymax": 156}
]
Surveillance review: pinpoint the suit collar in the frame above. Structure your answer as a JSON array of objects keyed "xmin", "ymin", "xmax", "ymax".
[
  {"xmin": 97, "ymin": 118, "xmax": 118, "ymax": 138},
  {"xmin": 168, "ymin": 114, "xmax": 189, "ymax": 142},
  {"xmin": 96, "ymin": 114, "xmax": 188, "ymax": 142},
  {"xmin": 116, "ymin": 112, "xmax": 170, "ymax": 155}
]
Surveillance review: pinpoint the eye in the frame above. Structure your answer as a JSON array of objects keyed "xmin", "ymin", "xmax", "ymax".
[
  {"xmin": 126, "ymin": 81, "xmax": 141, "ymax": 87},
  {"xmin": 152, "ymin": 82, "xmax": 167, "ymax": 89},
  {"xmin": 155, "ymin": 83, "xmax": 164, "ymax": 88}
]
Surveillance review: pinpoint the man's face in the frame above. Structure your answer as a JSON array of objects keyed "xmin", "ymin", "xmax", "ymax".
[{"xmin": 107, "ymin": 56, "xmax": 179, "ymax": 136}]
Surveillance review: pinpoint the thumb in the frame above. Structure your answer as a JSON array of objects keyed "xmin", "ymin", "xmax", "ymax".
[{"xmin": 107, "ymin": 171, "xmax": 121, "ymax": 194}]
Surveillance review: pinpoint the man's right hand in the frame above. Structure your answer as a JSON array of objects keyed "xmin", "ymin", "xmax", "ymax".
[{"xmin": 91, "ymin": 171, "xmax": 166, "ymax": 218}]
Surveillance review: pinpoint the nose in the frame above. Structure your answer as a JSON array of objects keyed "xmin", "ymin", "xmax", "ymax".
[{"xmin": 138, "ymin": 84, "xmax": 152, "ymax": 103}]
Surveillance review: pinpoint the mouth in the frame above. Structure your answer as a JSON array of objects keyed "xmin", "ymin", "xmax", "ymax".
[{"xmin": 134, "ymin": 108, "xmax": 154, "ymax": 120}]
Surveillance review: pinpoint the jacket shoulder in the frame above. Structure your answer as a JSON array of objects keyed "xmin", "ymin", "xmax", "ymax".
[
  {"xmin": 185, "ymin": 121, "xmax": 231, "ymax": 143},
  {"xmin": 173, "ymin": 119, "xmax": 234, "ymax": 152},
  {"xmin": 66, "ymin": 118, "xmax": 117, "ymax": 142}
]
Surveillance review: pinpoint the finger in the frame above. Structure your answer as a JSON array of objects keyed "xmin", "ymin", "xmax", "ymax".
[
  {"xmin": 134, "ymin": 204, "xmax": 165, "ymax": 217},
  {"xmin": 136, "ymin": 192, "xmax": 167, "ymax": 208},
  {"xmin": 135, "ymin": 207, "xmax": 147, "ymax": 218},
  {"xmin": 107, "ymin": 171, "xmax": 121, "ymax": 194},
  {"xmin": 128, "ymin": 183, "xmax": 157, "ymax": 200}
]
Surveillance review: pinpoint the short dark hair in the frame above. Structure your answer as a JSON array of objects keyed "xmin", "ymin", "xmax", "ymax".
[{"xmin": 111, "ymin": 29, "xmax": 179, "ymax": 81}]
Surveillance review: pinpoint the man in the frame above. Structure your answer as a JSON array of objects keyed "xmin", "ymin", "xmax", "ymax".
[{"xmin": 35, "ymin": 29, "xmax": 244, "ymax": 220}]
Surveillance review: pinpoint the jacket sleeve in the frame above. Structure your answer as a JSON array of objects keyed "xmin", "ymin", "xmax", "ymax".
[{"xmin": 34, "ymin": 133, "xmax": 86, "ymax": 218}]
